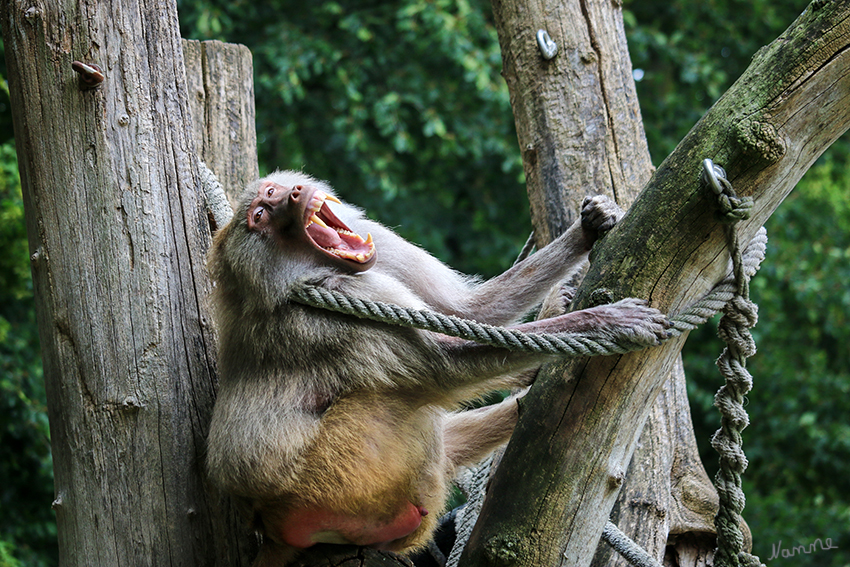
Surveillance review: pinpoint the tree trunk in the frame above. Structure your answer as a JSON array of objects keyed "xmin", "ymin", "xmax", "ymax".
[
  {"xmin": 474, "ymin": 3, "xmax": 720, "ymax": 567},
  {"xmin": 490, "ymin": 0, "xmax": 653, "ymax": 244},
  {"xmin": 1, "ymin": 0, "xmax": 239, "ymax": 564},
  {"xmin": 592, "ymin": 358, "xmax": 720, "ymax": 567},
  {"xmin": 462, "ymin": 2, "xmax": 850, "ymax": 567}
]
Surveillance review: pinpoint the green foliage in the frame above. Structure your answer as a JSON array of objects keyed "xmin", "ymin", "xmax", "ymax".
[
  {"xmin": 0, "ymin": 541, "xmax": 22, "ymax": 567},
  {"xmin": 623, "ymin": 0, "xmax": 808, "ymax": 161},
  {"xmin": 0, "ymin": 37, "xmax": 12, "ymax": 146},
  {"xmin": 178, "ymin": 0, "xmax": 530, "ymax": 277},
  {"xmin": 0, "ymin": 140, "xmax": 57, "ymax": 565}
]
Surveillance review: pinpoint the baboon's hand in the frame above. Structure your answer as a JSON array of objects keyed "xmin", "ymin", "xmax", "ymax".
[
  {"xmin": 583, "ymin": 298, "xmax": 672, "ymax": 347},
  {"xmin": 581, "ymin": 195, "xmax": 624, "ymax": 244}
]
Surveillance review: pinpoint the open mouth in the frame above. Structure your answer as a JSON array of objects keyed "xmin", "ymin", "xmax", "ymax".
[{"xmin": 304, "ymin": 191, "xmax": 375, "ymax": 264}]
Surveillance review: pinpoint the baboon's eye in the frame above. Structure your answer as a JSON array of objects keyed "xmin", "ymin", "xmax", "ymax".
[
  {"xmin": 253, "ymin": 208, "xmax": 264, "ymax": 224},
  {"xmin": 266, "ymin": 186, "xmax": 275, "ymax": 198}
]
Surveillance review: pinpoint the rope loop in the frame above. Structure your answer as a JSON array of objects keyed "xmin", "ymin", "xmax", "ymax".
[{"xmin": 702, "ymin": 159, "xmax": 754, "ymax": 223}]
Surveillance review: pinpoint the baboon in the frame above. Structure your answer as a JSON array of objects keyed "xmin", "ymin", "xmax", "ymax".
[{"xmin": 206, "ymin": 171, "xmax": 670, "ymax": 564}]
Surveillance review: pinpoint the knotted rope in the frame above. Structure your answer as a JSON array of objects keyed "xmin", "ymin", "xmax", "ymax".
[{"xmin": 703, "ymin": 159, "xmax": 766, "ymax": 567}]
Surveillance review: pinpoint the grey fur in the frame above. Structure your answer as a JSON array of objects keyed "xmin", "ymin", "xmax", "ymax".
[{"xmin": 205, "ymin": 171, "xmax": 670, "ymax": 561}]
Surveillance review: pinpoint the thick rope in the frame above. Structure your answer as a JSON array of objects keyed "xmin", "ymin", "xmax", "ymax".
[
  {"xmin": 513, "ymin": 230, "xmax": 537, "ymax": 266},
  {"xmin": 199, "ymin": 160, "xmax": 234, "ymax": 230},
  {"xmin": 601, "ymin": 522, "xmax": 664, "ymax": 567},
  {"xmin": 290, "ymin": 285, "xmax": 653, "ymax": 356},
  {"xmin": 444, "ymin": 455, "xmax": 494, "ymax": 567},
  {"xmin": 288, "ymin": 231, "xmax": 766, "ymax": 356},
  {"xmin": 703, "ymin": 159, "xmax": 766, "ymax": 567}
]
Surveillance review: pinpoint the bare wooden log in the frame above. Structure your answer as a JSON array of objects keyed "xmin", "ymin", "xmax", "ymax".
[
  {"xmin": 490, "ymin": 0, "xmax": 653, "ymax": 243},
  {"xmin": 592, "ymin": 358, "xmax": 720, "ymax": 567},
  {"xmin": 183, "ymin": 37, "xmax": 260, "ymax": 566}
]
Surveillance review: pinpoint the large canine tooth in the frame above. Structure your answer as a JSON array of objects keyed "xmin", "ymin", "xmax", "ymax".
[
  {"xmin": 325, "ymin": 194, "xmax": 342, "ymax": 204},
  {"xmin": 310, "ymin": 214, "xmax": 330, "ymax": 229}
]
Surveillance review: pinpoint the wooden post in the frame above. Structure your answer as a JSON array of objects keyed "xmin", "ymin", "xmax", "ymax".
[
  {"xmin": 1, "ymin": 0, "xmax": 241, "ymax": 564},
  {"xmin": 183, "ymin": 38, "xmax": 259, "ymax": 204},
  {"xmin": 183, "ymin": 38, "xmax": 260, "ymax": 565},
  {"xmin": 488, "ymin": 0, "xmax": 654, "ymax": 245}
]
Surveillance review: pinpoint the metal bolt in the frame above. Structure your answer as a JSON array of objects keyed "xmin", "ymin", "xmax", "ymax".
[
  {"xmin": 71, "ymin": 61, "xmax": 105, "ymax": 89},
  {"xmin": 24, "ymin": 6, "xmax": 41, "ymax": 21}
]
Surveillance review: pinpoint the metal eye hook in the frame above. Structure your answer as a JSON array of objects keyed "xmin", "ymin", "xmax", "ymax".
[
  {"xmin": 701, "ymin": 158, "xmax": 727, "ymax": 196},
  {"xmin": 537, "ymin": 29, "xmax": 558, "ymax": 60}
]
